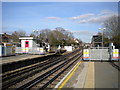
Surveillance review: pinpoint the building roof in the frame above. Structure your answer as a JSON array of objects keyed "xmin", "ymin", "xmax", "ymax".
[
  {"xmin": 1, "ymin": 33, "xmax": 13, "ymax": 39},
  {"xmin": 19, "ymin": 37, "xmax": 35, "ymax": 40}
]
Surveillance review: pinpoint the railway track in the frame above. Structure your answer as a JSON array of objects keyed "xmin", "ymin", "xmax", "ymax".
[
  {"xmin": 109, "ymin": 61, "xmax": 120, "ymax": 71},
  {"xmin": 2, "ymin": 48, "xmax": 82, "ymax": 89},
  {"xmin": 19, "ymin": 50, "xmax": 82, "ymax": 89}
]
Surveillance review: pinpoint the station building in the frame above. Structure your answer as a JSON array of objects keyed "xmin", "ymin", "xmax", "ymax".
[
  {"xmin": 91, "ymin": 35, "xmax": 102, "ymax": 47},
  {"xmin": 19, "ymin": 37, "xmax": 38, "ymax": 48},
  {"xmin": 16, "ymin": 37, "xmax": 50, "ymax": 54}
]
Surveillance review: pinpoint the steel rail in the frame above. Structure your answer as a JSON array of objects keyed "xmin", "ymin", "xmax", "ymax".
[
  {"xmin": 2, "ymin": 55, "xmax": 68, "ymax": 89},
  {"xmin": 2, "ymin": 55, "xmax": 60, "ymax": 81},
  {"xmin": 2, "ymin": 52, "xmax": 70, "ymax": 78},
  {"xmin": 3, "ymin": 49, "xmax": 78, "ymax": 81},
  {"xmin": 2, "ymin": 49, "xmax": 80, "ymax": 89},
  {"xmin": 16, "ymin": 50, "xmax": 81, "ymax": 89},
  {"xmin": 40, "ymin": 53, "xmax": 82, "ymax": 89}
]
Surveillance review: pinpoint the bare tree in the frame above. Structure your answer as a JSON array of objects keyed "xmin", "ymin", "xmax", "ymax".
[
  {"xmin": 12, "ymin": 30, "xmax": 26, "ymax": 42},
  {"xmin": 103, "ymin": 15, "xmax": 120, "ymax": 48},
  {"xmin": 30, "ymin": 27, "xmax": 81, "ymax": 47}
]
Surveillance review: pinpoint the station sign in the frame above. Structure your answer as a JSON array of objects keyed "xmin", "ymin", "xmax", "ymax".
[
  {"xmin": 83, "ymin": 49, "xmax": 90, "ymax": 60},
  {"xmin": 112, "ymin": 49, "xmax": 119, "ymax": 60},
  {"xmin": 4, "ymin": 43, "xmax": 12, "ymax": 47}
]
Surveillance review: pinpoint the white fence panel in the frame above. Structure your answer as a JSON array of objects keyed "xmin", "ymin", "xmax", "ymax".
[
  {"xmin": 5, "ymin": 47, "xmax": 13, "ymax": 56},
  {"xmin": 15, "ymin": 47, "xmax": 22, "ymax": 54},
  {"xmin": 15, "ymin": 47, "xmax": 46, "ymax": 54},
  {"xmin": 89, "ymin": 47, "xmax": 109, "ymax": 60}
]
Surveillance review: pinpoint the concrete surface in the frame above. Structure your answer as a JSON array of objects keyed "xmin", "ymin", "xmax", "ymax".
[
  {"xmin": 61, "ymin": 61, "xmax": 119, "ymax": 89},
  {"xmin": 84, "ymin": 62, "xmax": 94, "ymax": 88},
  {"xmin": 63, "ymin": 62, "xmax": 89, "ymax": 88},
  {"xmin": 0, "ymin": 53, "xmax": 55, "ymax": 65},
  {"xmin": 74, "ymin": 62, "xmax": 89, "ymax": 88},
  {"xmin": 94, "ymin": 62, "xmax": 119, "ymax": 88}
]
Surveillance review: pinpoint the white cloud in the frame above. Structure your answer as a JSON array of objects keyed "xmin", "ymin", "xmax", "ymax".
[
  {"xmin": 100, "ymin": 10, "xmax": 117, "ymax": 16},
  {"xmin": 77, "ymin": 10, "xmax": 117, "ymax": 24},
  {"xmin": 79, "ymin": 14, "xmax": 117, "ymax": 24},
  {"xmin": 70, "ymin": 13, "xmax": 94, "ymax": 20},
  {"xmin": 64, "ymin": 29, "xmax": 96, "ymax": 36},
  {"xmin": 47, "ymin": 17, "xmax": 62, "ymax": 20},
  {"xmin": 69, "ymin": 10, "xmax": 117, "ymax": 24},
  {"xmin": 79, "ymin": 20, "xmax": 88, "ymax": 23},
  {"xmin": 73, "ymin": 31, "xmax": 96, "ymax": 35},
  {"xmin": 89, "ymin": 15, "xmax": 110, "ymax": 23}
]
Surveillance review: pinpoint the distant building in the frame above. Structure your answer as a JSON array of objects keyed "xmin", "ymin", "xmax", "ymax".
[
  {"xmin": 0, "ymin": 33, "xmax": 13, "ymax": 43},
  {"xmin": 0, "ymin": 33, "xmax": 20, "ymax": 46},
  {"xmin": 85, "ymin": 43, "xmax": 91, "ymax": 47},
  {"xmin": 91, "ymin": 35, "xmax": 102, "ymax": 47},
  {"xmin": 19, "ymin": 37, "xmax": 38, "ymax": 48}
]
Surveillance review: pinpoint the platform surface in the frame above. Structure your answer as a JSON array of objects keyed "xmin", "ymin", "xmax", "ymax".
[
  {"xmin": 60, "ymin": 61, "xmax": 119, "ymax": 88},
  {"xmin": 94, "ymin": 62, "xmax": 119, "ymax": 88},
  {"xmin": 0, "ymin": 53, "xmax": 55, "ymax": 65}
]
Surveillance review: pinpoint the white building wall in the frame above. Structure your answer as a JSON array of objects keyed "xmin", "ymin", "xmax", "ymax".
[
  {"xmin": 29, "ymin": 40, "xmax": 33, "ymax": 47},
  {"xmin": 64, "ymin": 46, "xmax": 73, "ymax": 51},
  {"xmin": 21, "ymin": 40, "xmax": 33, "ymax": 48},
  {"xmin": 21, "ymin": 40, "xmax": 25, "ymax": 48}
]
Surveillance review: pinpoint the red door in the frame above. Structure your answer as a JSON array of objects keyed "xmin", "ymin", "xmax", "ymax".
[{"xmin": 25, "ymin": 41, "xmax": 29, "ymax": 47}]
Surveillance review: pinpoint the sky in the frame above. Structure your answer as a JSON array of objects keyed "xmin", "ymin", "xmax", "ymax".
[{"xmin": 2, "ymin": 2, "xmax": 118, "ymax": 43}]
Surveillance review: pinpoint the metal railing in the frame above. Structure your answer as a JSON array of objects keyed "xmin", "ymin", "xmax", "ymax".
[{"xmin": 15, "ymin": 47, "xmax": 46, "ymax": 54}]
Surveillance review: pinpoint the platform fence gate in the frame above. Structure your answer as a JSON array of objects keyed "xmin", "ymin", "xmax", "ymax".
[{"xmin": 89, "ymin": 47, "xmax": 110, "ymax": 61}]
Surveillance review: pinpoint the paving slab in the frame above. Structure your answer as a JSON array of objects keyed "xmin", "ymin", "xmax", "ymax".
[
  {"xmin": 94, "ymin": 62, "xmax": 119, "ymax": 88},
  {"xmin": 59, "ymin": 61, "xmax": 119, "ymax": 89},
  {"xmin": 63, "ymin": 62, "xmax": 89, "ymax": 88}
]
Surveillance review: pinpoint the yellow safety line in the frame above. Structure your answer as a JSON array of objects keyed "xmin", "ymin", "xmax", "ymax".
[
  {"xmin": 58, "ymin": 61, "xmax": 82, "ymax": 89},
  {"xmin": 84, "ymin": 62, "xmax": 94, "ymax": 88}
]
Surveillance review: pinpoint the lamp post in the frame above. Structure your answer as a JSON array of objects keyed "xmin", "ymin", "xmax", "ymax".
[
  {"xmin": 98, "ymin": 28, "xmax": 106, "ymax": 47},
  {"xmin": 33, "ymin": 30, "xmax": 40, "ymax": 38}
]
